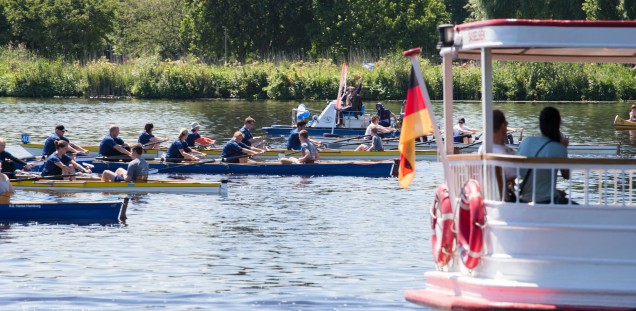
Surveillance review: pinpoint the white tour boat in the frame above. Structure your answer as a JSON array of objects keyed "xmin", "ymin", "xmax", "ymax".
[{"xmin": 406, "ymin": 19, "xmax": 636, "ymax": 309}]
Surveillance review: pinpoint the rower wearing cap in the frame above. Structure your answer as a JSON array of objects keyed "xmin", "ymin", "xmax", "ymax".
[
  {"xmin": 42, "ymin": 125, "xmax": 88, "ymax": 157},
  {"xmin": 375, "ymin": 103, "xmax": 397, "ymax": 127},
  {"xmin": 186, "ymin": 122, "xmax": 216, "ymax": 148},
  {"xmin": 99, "ymin": 125, "xmax": 132, "ymax": 158}
]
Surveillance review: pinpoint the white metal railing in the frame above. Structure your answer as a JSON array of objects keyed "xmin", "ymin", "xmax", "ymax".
[{"xmin": 446, "ymin": 154, "xmax": 636, "ymax": 207}]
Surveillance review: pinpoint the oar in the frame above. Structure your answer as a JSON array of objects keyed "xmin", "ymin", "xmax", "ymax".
[
  {"xmin": 149, "ymin": 158, "xmax": 218, "ymax": 174},
  {"xmin": 143, "ymin": 139, "xmax": 169, "ymax": 148},
  {"xmin": 149, "ymin": 154, "xmax": 252, "ymax": 174},
  {"xmin": 458, "ymin": 140, "xmax": 483, "ymax": 150},
  {"xmin": 95, "ymin": 155, "xmax": 133, "ymax": 162},
  {"xmin": 328, "ymin": 134, "xmax": 370, "ymax": 145},
  {"xmin": 11, "ymin": 173, "xmax": 79, "ymax": 182}
]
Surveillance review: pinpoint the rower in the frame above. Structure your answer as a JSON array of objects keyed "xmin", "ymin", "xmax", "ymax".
[
  {"xmin": 0, "ymin": 161, "xmax": 14, "ymax": 204},
  {"xmin": 186, "ymin": 122, "xmax": 216, "ymax": 148},
  {"xmin": 41, "ymin": 140, "xmax": 90, "ymax": 180},
  {"xmin": 240, "ymin": 116, "xmax": 267, "ymax": 149},
  {"xmin": 165, "ymin": 128, "xmax": 207, "ymax": 162},
  {"xmin": 287, "ymin": 120, "xmax": 322, "ymax": 150},
  {"xmin": 42, "ymin": 124, "xmax": 88, "ymax": 158},
  {"xmin": 0, "ymin": 137, "xmax": 32, "ymax": 178},
  {"xmin": 138, "ymin": 123, "xmax": 168, "ymax": 150},
  {"xmin": 222, "ymin": 131, "xmax": 263, "ymax": 163},
  {"xmin": 101, "ymin": 144, "xmax": 149, "ymax": 182},
  {"xmin": 281, "ymin": 130, "xmax": 320, "ymax": 164},
  {"xmin": 99, "ymin": 125, "xmax": 132, "ymax": 158}
]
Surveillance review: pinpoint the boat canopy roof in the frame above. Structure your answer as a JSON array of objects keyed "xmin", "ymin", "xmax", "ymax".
[{"xmin": 440, "ymin": 19, "xmax": 636, "ymax": 63}]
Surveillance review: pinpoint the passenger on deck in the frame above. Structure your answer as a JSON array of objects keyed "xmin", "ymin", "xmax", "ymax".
[
  {"xmin": 376, "ymin": 103, "xmax": 397, "ymax": 127},
  {"xmin": 630, "ymin": 104, "xmax": 636, "ymax": 121},
  {"xmin": 478, "ymin": 110, "xmax": 516, "ymax": 177},
  {"xmin": 0, "ymin": 162, "xmax": 14, "ymax": 203},
  {"xmin": 42, "ymin": 125, "xmax": 88, "ymax": 158},
  {"xmin": 0, "ymin": 137, "xmax": 32, "ymax": 178},
  {"xmin": 365, "ymin": 115, "xmax": 397, "ymax": 139},
  {"xmin": 41, "ymin": 140, "xmax": 90, "ymax": 180},
  {"xmin": 355, "ymin": 126, "xmax": 384, "ymax": 152},
  {"xmin": 99, "ymin": 125, "xmax": 132, "ymax": 158},
  {"xmin": 138, "ymin": 123, "xmax": 168, "ymax": 150},
  {"xmin": 101, "ymin": 144, "xmax": 149, "ymax": 182},
  {"xmin": 165, "ymin": 128, "xmax": 207, "ymax": 162},
  {"xmin": 453, "ymin": 118, "xmax": 480, "ymax": 144},
  {"xmin": 287, "ymin": 120, "xmax": 322, "ymax": 151},
  {"xmin": 186, "ymin": 122, "xmax": 216, "ymax": 148},
  {"xmin": 222, "ymin": 131, "xmax": 263, "ymax": 163},
  {"xmin": 240, "ymin": 116, "xmax": 267, "ymax": 149},
  {"xmin": 281, "ymin": 130, "xmax": 320, "ymax": 164},
  {"xmin": 337, "ymin": 78, "xmax": 363, "ymax": 127},
  {"xmin": 517, "ymin": 107, "xmax": 572, "ymax": 204}
]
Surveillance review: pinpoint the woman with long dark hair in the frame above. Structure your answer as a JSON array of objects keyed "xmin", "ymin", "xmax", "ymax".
[{"xmin": 517, "ymin": 107, "xmax": 572, "ymax": 204}]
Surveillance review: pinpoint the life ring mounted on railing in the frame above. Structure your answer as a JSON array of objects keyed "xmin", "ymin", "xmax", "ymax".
[
  {"xmin": 457, "ymin": 179, "xmax": 486, "ymax": 270},
  {"xmin": 430, "ymin": 184, "xmax": 455, "ymax": 268}
]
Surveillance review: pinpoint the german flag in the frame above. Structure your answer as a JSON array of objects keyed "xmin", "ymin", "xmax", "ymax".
[{"xmin": 398, "ymin": 67, "xmax": 434, "ymax": 189}]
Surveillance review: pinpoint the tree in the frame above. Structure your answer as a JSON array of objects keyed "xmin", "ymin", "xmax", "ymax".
[
  {"xmin": 466, "ymin": 0, "xmax": 585, "ymax": 20},
  {"xmin": 111, "ymin": 0, "xmax": 189, "ymax": 59},
  {"xmin": 4, "ymin": 0, "xmax": 115, "ymax": 58}
]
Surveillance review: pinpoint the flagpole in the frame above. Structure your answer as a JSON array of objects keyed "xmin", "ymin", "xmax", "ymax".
[{"xmin": 403, "ymin": 48, "xmax": 454, "ymax": 194}]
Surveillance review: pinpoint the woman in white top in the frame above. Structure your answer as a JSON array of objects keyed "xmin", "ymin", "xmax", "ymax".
[{"xmin": 0, "ymin": 162, "xmax": 14, "ymax": 204}]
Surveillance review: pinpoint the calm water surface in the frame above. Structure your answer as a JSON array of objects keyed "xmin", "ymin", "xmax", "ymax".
[{"xmin": 0, "ymin": 98, "xmax": 631, "ymax": 310}]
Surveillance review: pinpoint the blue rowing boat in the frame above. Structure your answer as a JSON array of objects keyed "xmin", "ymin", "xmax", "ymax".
[
  {"xmin": 80, "ymin": 159, "xmax": 397, "ymax": 177},
  {"xmin": 0, "ymin": 200, "xmax": 127, "ymax": 225}
]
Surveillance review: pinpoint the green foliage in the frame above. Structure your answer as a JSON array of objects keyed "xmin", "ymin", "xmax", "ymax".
[
  {"xmin": 3, "ymin": 0, "xmax": 115, "ymax": 58},
  {"xmin": 467, "ymin": 0, "xmax": 585, "ymax": 20}
]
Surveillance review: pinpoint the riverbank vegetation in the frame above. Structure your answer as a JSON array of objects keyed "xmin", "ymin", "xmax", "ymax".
[
  {"xmin": 1, "ymin": 46, "xmax": 634, "ymax": 101},
  {"xmin": 0, "ymin": 0, "xmax": 634, "ymax": 100}
]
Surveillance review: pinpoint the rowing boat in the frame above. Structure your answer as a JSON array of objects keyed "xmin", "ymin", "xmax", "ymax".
[
  {"xmin": 613, "ymin": 115, "xmax": 636, "ymax": 130},
  {"xmin": 12, "ymin": 177, "xmax": 228, "ymax": 194},
  {"xmin": 20, "ymin": 142, "xmax": 431, "ymax": 161},
  {"xmin": 0, "ymin": 200, "xmax": 126, "ymax": 225},
  {"xmin": 72, "ymin": 159, "xmax": 397, "ymax": 177}
]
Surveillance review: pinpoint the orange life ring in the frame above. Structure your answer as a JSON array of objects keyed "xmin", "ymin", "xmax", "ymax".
[
  {"xmin": 457, "ymin": 179, "xmax": 485, "ymax": 269},
  {"xmin": 430, "ymin": 184, "xmax": 455, "ymax": 266}
]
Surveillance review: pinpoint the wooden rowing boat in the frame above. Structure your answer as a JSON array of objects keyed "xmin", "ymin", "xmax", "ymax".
[
  {"xmin": 613, "ymin": 115, "xmax": 636, "ymax": 130},
  {"xmin": 0, "ymin": 200, "xmax": 126, "ymax": 225},
  {"xmin": 70, "ymin": 159, "xmax": 397, "ymax": 177},
  {"xmin": 12, "ymin": 177, "xmax": 228, "ymax": 194}
]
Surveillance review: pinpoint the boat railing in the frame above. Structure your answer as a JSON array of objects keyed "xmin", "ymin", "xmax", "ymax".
[{"xmin": 447, "ymin": 154, "xmax": 636, "ymax": 208}]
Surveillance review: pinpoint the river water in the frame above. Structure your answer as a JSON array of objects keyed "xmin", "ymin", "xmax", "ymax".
[{"xmin": 0, "ymin": 98, "xmax": 632, "ymax": 310}]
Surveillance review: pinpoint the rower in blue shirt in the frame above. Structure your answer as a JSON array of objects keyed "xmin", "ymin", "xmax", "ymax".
[
  {"xmin": 138, "ymin": 123, "xmax": 168, "ymax": 150},
  {"xmin": 165, "ymin": 128, "xmax": 207, "ymax": 162},
  {"xmin": 99, "ymin": 125, "xmax": 132, "ymax": 158},
  {"xmin": 42, "ymin": 125, "xmax": 88, "ymax": 157},
  {"xmin": 41, "ymin": 140, "xmax": 90, "ymax": 180},
  {"xmin": 287, "ymin": 120, "xmax": 322, "ymax": 151},
  {"xmin": 222, "ymin": 131, "xmax": 263, "ymax": 163},
  {"xmin": 239, "ymin": 116, "xmax": 267, "ymax": 149},
  {"xmin": 186, "ymin": 122, "xmax": 216, "ymax": 148}
]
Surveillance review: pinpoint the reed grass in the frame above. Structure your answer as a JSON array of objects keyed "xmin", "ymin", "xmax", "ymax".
[{"xmin": 0, "ymin": 46, "xmax": 633, "ymax": 101}]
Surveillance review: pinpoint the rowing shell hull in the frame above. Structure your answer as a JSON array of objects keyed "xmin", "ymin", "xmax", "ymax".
[
  {"xmin": 12, "ymin": 179, "xmax": 228, "ymax": 194},
  {"xmin": 614, "ymin": 115, "xmax": 636, "ymax": 130},
  {"xmin": 84, "ymin": 160, "xmax": 396, "ymax": 177},
  {"xmin": 21, "ymin": 143, "xmax": 429, "ymax": 161},
  {"xmin": 0, "ymin": 201, "xmax": 124, "ymax": 225}
]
